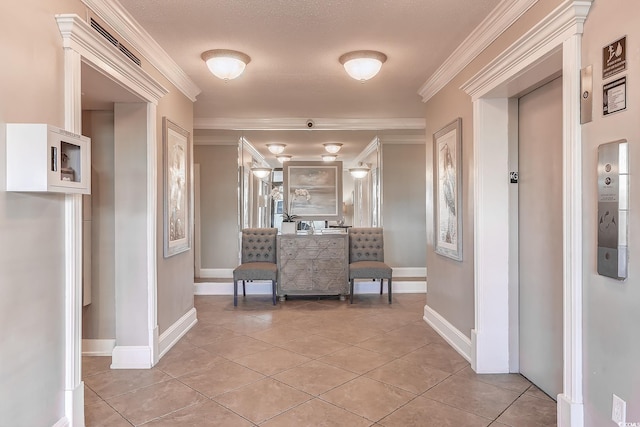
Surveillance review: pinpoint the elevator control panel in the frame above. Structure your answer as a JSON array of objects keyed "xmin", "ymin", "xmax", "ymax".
[{"xmin": 597, "ymin": 139, "xmax": 629, "ymax": 280}]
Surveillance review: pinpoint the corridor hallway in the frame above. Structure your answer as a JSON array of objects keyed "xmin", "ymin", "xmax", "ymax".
[{"xmin": 83, "ymin": 294, "xmax": 556, "ymax": 426}]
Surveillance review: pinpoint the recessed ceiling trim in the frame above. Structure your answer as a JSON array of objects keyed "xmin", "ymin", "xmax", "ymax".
[
  {"xmin": 418, "ymin": 0, "xmax": 538, "ymax": 103},
  {"xmin": 81, "ymin": 0, "xmax": 201, "ymax": 101},
  {"xmin": 194, "ymin": 117, "xmax": 425, "ymax": 131}
]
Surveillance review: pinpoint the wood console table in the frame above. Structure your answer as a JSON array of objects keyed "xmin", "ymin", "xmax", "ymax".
[{"xmin": 277, "ymin": 233, "xmax": 349, "ymax": 299}]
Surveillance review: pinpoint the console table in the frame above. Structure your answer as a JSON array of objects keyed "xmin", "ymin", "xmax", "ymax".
[{"xmin": 277, "ymin": 233, "xmax": 349, "ymax": 299}]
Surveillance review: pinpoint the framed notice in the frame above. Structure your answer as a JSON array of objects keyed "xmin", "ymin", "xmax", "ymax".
[{"xmin": 603, "ymin": 76, "xmax": 627, "ymax": 116}]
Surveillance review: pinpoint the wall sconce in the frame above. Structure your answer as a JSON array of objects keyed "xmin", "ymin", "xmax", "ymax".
[
  {"xmin": 251, "ymin": 167, "xmax": 271, "ymax": 178},
  {"xmin": 276, "ymin": 155, "xmax": 292, "ymax": 163},
  {"xmin": 323, "ymin": 143, "xmax": 343, "ymax": 154},
  {"xmin": 267, "ymin": 143, "xmax": 286, "ymax": 154},
  {"xmin": 349, "ymin": 163, "xmax": 370, "ymax": 179},
  {"xmin": 339, "ymin": 50, "xmax": 387, "ymax": 82},
  {"xmin": 201, "ymin": 49, "xmax": 251, "ymax": 80},
  {"xmin": 321, "ymin": 154, "xmax": 337, "ymax": 162}
]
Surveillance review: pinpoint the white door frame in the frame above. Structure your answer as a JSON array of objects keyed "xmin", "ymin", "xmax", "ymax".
[
  {"xmin": 461, "ymin": 1, "xmax": 591, "ymax": 426},
  {"xmin": 57, "ymin": 14, "xmax": 167, "ymax": 425}
]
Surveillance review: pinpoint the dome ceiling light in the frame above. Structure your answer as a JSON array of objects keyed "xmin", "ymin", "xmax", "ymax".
[
  {"xmin": 250, "ymin": 166, "xmax": 271, "ymax": 178},
  {"xmin": 201, "ymin": 49, "xmax": 251, "ymax": 81},
  {"xmin": 349, "ymin": 163, "xmax": 370, "ymax": 179},
  {"xmin": 276, "ymin": 155, "xmax": 292, "ymax": 163},
  {"xmin": 323, "ymin": 143, "xmax": 343, "ymax": 154},
  {"xmin": 321, "ymin": 154, "xmax": 337, "ymax": 162},
  {"xmin": 339, "ymin": 50, "xmax": 387, "ymax": 82},
  {"xmin": 267, "ymin": 143, "xmax": 287, "ymax": 154}
]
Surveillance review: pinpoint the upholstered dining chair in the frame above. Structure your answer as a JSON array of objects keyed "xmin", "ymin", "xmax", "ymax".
[
  {"xmin": 233, "ymin": 228, "xmax": 278, "ymax": 306},
  {"xmin": 348, "ymin": 227, "xmax": 393, "ymax": 304}
]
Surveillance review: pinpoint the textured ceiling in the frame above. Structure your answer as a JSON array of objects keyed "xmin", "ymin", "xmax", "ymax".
[{"xmin": 116, "ymin": 0, "xmax": 501, "ymax": 121}]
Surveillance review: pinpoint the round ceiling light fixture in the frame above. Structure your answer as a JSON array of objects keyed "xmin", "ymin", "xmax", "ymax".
[
  {"xmin": 339, "ymin": 50, "xmax": 387, "ymax": 82},
  {"xmin": 201, "ymin": 49, "xmax": 251, "ymax": 80},
  {"xmin": 323, "ymin": 143, "xmax": 343, "ymax": 154},
  {"xmin": 276, "ymin": 155, "xmax": 292, "ymax": 163},
  {"xmin": 250, "ymin": 166, "xmax": 271, "ymax": 178},
  {"xmin": 349, "ymin": 164, "xmax": 370, "ymax": 179},
  {"xmin": 321, "ymin": 154, "xmax": 338, "ymax": 162},
  {"xmin": 267, "ymin": 143, "xmax": 287, "ymax": 154}
]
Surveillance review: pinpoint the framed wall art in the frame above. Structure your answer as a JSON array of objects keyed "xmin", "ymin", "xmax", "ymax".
[
  {"xmin": 163, "ymin": 117, "xmax": 191, "ymax": 257},
  {"xmin": 283, "ymin": 161, "xmax": 343, "ymax": 222},
  {"xmin": 434, "ymin": 118, "xmax": 463, "ymax": 261}
]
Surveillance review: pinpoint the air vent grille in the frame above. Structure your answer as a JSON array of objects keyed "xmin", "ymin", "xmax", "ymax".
[{"xmin": 90, "ymin": 18, "xmax": 141, "ymax": 67}]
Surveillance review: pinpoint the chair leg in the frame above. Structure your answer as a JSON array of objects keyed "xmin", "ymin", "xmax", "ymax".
[
  {"xmin": 380, "ymin": 278, "xmax": 383, "ymax": 295},
  {"xmin": 272, "ymin": 280, "xmax": 277, "ymax": 305},
  {"xmin": 233, "ymin": 280, "xmax": 238, "ymax": 306},
  {"xmin": 350, "ymin": 278, "xmax": 354, "ymax": 304},
  {"xmin": 242, "ymin": 280, "xmax": 246, "ymax": 297},
  {"xmin": 388, "ymin": 278, "xmax": 392, "ymax": 304}
]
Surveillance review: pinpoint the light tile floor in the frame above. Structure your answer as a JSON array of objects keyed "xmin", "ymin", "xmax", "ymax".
[{"xmin": 83, "ymin": 293, "xmax": 557, "ymax": 426}]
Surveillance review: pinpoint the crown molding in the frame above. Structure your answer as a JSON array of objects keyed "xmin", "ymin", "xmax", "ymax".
[
  {"xmin": 81, "ymin": 0, "xmax": 201, "ymax": 101},
  {"xmin": 193, "ymin": 134, "xmax": 239, "ymax": 145},
  {"xmin": 418, "ymin": 0, "xmax": 537, "ymax": 103},
  {"xmin": 350, "ymin": 137, "xmax": 380, "ymax": 167},
  {"xmin": 240, "ymin": 137, "xmax": 267, "ymax": 165},
  {"xmin": 194, "ymin": 117, "xmax": 425, "ymax": 131},
  {"xmin": 378, "ymin": 133, "xmax": 426, "ymax": 144},
  {"xmin": 56, "ymin": 14, "xmax": 168, "ymax": 103},
  {"xmin": 461, "ymin": 0, "xmax": 592, "ymax": 99}
]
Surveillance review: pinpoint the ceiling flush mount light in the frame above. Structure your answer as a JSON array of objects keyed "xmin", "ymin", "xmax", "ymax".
[
  {"xmin": 201, "ymin": 49, "xmax": 251, "ymax": 81},
  {"xmin": 349, "ymin": 163, "xmax": 370, "ymax": 179},
  {"xmin": 339, "ymin": 50, "xmax": 387, "ymax": 82},
  {"xmin": 276, "ymin": 155, "xmax": 292, "ymax": 163},
  {"xmin": 323, "ymin": 143, "xmax": 343, "ymax": 154},
  {"xmin": 267, "ymin": 143, "xmax": 286, "ymax": 154},
  {"xmin": 251, "ymin": 166, "xmax": 271, "ymax": 178},
  {"xmin": 322, "ymin": 154, "xmax": 337, "ymax": 162}
]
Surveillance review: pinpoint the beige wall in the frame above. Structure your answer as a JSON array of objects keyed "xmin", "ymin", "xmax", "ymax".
[
  {"xmin": 0, "ymin": 0, "xmax": 195, "ymax": 423},
  {"xmin": 194, "ymin": 144, "xmax": 240, "ymax": 270},
  {"xmin": 581, "ymin": 1, "xmax": 640, "ymax": 424},
  {"xmin": 424, "ymin": 0, "xmax": 565, "ymax": 339},
  {"xmin": 382, "ymin": 143, "xmax": 427, "ymax": 268},
  {"xmin": 0, "ymin": 0, "xmax": 88, "ymax": 424}
]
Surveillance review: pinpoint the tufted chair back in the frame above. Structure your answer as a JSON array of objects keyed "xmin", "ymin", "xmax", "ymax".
[
  {"xmin": 241, "ymin": 228, "xmax": 277, "ymax": 263},
  {"xmin": 348, "ymin": 228, "xmax": 385, "ymax": 262}
]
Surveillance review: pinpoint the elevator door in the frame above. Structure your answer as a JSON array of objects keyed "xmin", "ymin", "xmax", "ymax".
[{"xmin": 518, "ymin": 76, "xmax": 563, "ymax": 398}]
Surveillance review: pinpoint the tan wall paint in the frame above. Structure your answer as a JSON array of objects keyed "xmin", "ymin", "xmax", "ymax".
[
  {"xmin": 423, "ymin": 0, "xmax": 565, "ymax": 339},
  {"xmin": 382, "ymin": 144, "xmax": 427, "ymax": 268},
  {"xmin": 194, "ymin": 145, "xmax": 240, "ymax": 269},
  {"xmin": 0, "ymin": 0, "xmax": 195, "ymax": 422},
  {"xmin": 581, "ymin": 1, "xmax": 640, "ymax": 424}
]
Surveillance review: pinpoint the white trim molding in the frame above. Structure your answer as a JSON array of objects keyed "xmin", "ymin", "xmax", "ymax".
[
  {"xmin": 424, "ymin": 305, "xmax": 472, "ymax": 362},
  {"xmin": 82, "ymin": 339, "xmax": 116, "ymax": 356},
  {"xmin": 52, "ymin": 416, "xmax": 70, "ymax": 427},
  {"xmin": 158, "ymin": 308, "xmax": 198, "ymax": 359},
  {"xmin": 111, "ymin": 346, "xmax": 153, "ymax": 369},
  {"xmin": 194, "ymin": 117, "xmax": 425, "ymax": 131},
  {"xmin": 199, "ymin": 268, "xmax": 235, "ymax": 279},
  {"xmin": 81, "ymin": 0, "xmax": 201, "ymax": 101},
  {"xmin": 418, "ymin": 0, "xmax": 538, "ymax": 102},
  {"xmin": 460, "ymin": 1, "xmax": 591, "ymax": 426}
]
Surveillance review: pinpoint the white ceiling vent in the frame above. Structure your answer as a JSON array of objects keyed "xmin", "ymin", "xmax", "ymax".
[{"xmin": 90, "ymin": 18, "xmax": 141, "ymax": 67}]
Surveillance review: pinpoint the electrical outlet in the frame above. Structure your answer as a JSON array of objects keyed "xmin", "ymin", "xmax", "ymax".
[{"xmin": 612, "ymin": 394, "xmax": 626, "ymax": 425}]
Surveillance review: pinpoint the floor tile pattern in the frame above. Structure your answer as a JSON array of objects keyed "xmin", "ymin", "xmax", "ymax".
[{"xmin": 83, "ymin": 294, "xmax": 557, "ymax": 426}]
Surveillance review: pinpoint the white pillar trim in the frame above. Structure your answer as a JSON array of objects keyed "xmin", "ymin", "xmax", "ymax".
[{"xmin": 58, "ymin": 12, "xmax": 167, "ymax": 424}]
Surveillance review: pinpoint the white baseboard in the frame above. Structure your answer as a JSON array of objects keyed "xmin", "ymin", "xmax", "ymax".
[
  {"xmin": 63, "ymin": 381, "xmax": 84, "ymax": 427},
  {"xmin": 52, "ymin": 416, "xmax": 69, "ymax": 427},
  {"xmin": 557, "ymin": 394, "xmax": 583, "ymax": 427},
  {"xmin": 82, "ymin": 339, "xmax": 116, "ymax": 356},
  {"xmin": 198, "ymin": 267, "xmax": 426, "ymax": 280},
  {"xmin": 111, "ymin": 346, "xmax": 152, "ymax": 369},
  {"xmin": 423, "ymin": 304, "xmax": 472, "ymax": 362},
  {"xmin": 158, "ymin": 308, "xmax": 197, "ymax": 359},
  {"xmin": 199, "ymin": 268, "xmax": 234, "ymax": 279},
  {"xmin": 195, "ymin": 279, "xmax": 426, "ymax": 295}
]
